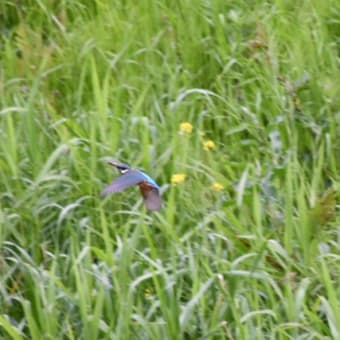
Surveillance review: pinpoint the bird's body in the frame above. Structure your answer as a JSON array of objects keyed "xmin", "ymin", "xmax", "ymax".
[
  {"xmin": 101, "ymin": 160, "xmax": 161, "ymax": 211},
  {"xmin": 138, "ymin": 172, "xmax": 159, "ymax": 189}
]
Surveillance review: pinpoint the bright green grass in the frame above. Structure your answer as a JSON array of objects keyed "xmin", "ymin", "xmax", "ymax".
[{"xmin": 1, "ymin": 0, "xmax": 340, "ymax": 339}]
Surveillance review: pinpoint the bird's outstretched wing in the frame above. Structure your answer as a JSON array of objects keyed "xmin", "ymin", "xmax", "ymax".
[
  {"xmin": 100, "ymin": 170, "xmax": 145, "ymax": 196},
  {"xmin": 139, "ymin": 186, "xmax": 162, "ymax": 211}
]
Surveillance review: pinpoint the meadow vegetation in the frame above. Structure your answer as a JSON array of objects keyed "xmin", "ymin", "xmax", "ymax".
[{"xmin": 0, "ymin": 0, "xmax": 340, "ymax": 339}]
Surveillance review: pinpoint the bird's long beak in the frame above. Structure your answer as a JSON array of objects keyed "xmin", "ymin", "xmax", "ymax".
[{"xmin": 107, "ymin": 160, "xmax": 119, "ymax": 167}]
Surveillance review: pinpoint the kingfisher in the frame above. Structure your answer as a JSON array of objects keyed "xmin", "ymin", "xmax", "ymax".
[{"xmin": 101, "ymin": 160, "xmax": 162, "ymax": 211}]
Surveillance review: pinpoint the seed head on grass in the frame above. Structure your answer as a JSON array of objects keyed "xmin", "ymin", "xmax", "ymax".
[
  {"xmin": 171, "ymin": 173, "xmax": 186, "ymax": 185},
  {"xmin": 144, "ymin": 288, "xmax": 153, "ymax": 299}
]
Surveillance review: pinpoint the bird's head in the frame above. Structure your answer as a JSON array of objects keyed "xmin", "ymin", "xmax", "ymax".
[{"xmin": 107, "ymin": 160, "xmax": 130, "ymax": 174}]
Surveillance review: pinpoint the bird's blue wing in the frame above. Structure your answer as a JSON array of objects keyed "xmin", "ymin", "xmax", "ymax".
[
  {"xmin": 140, "ymin": 186, "xmax": 162, "ymax": 211},
  {"xmin": 101, "ymin": 170, "xmax": 145, "ymax": 196},
  {"xmin": 140, "ymin": 171, "xmax": 160, "ymax": 189}
]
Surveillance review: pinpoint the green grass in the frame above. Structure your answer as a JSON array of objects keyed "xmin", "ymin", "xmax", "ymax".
[{"xmin": 1, "ymin": 0, "xmax": 340, "ymax": 338}]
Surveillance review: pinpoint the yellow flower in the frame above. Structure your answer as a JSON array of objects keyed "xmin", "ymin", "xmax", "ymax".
[
  {"xmin": 203, "ymin": 140, "xmax": 216, "ymax": 150},
  {"xmin": 212, "ymin": 182, "xmax": 224, "ymax": 191},
  {"xmin": 171, "ymin": 173, "xmax": 186, "ymax": 184},
  {"xmin": 179, "ymin": 122, "xmax": 193, "ymax": 134}
]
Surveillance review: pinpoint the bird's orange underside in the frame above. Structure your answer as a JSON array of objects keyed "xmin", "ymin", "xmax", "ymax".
[
  {"xmin": 139, "ymin": 181, "xmax": 153, "ymax": 191},
  {"xmin": 139, "ymin": 181, "xmax": 155, "ymax": 200}
]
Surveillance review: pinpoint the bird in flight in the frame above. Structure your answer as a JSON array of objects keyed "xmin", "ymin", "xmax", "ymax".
[{"xmin": 101, "ymin": 160, "xmax": 162, "ymax": 211}]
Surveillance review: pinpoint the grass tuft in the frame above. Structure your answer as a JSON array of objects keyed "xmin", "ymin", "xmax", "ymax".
[{"xmin": 1, "ymin": 0, "xmax": 339, "ymax": 338}]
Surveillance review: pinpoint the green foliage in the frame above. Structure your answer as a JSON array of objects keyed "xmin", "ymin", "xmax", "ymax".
[{"xmin": 0, "ymin": 0, "xmax": 340, "ymax": 338}]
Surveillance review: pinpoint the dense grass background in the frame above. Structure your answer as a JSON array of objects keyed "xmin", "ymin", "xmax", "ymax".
[{"xmin": 1, "ymin": 0, "xmax": 340, "ymax": 339}]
